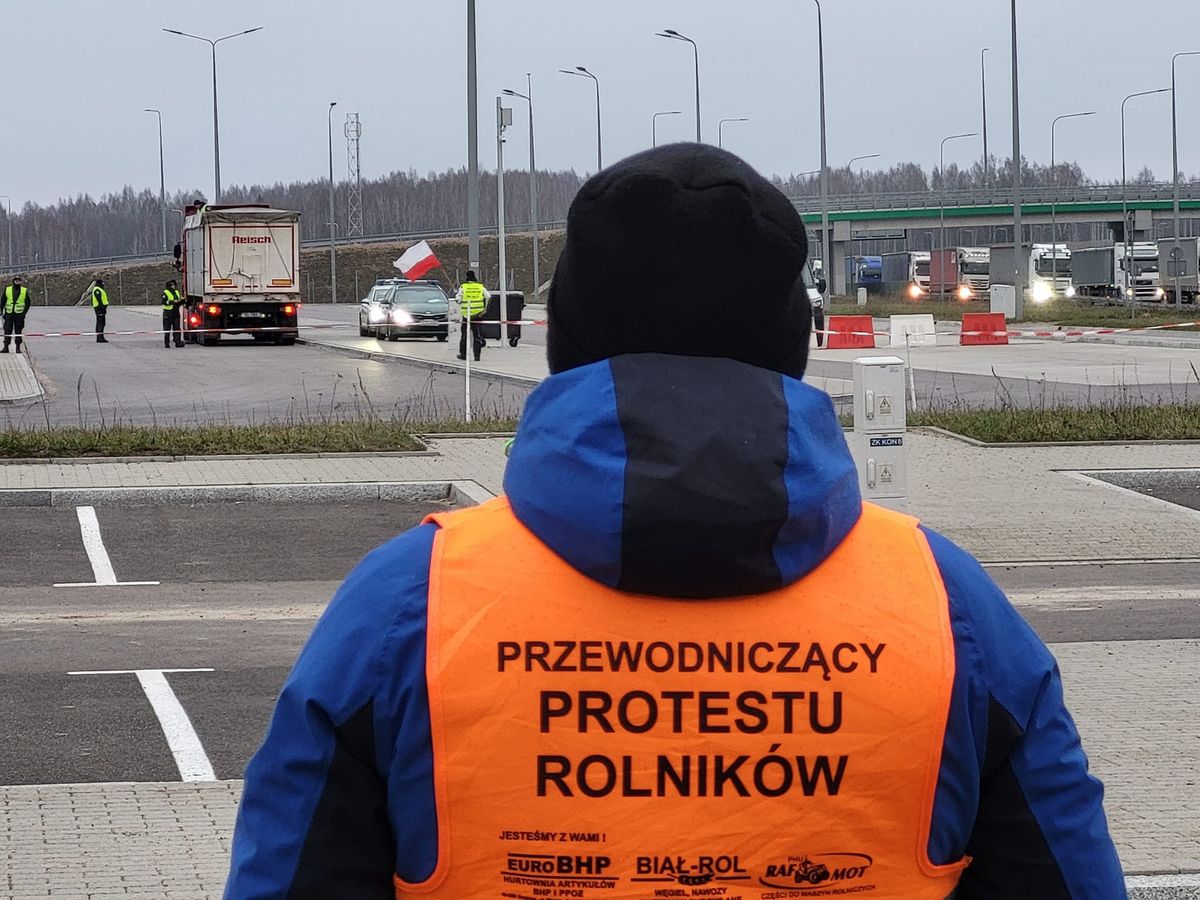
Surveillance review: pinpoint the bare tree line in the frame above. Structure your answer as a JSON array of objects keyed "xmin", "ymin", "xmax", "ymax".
[{"xmin": 0, "ymin": 157, "xmax": 1180, "ymax": 267}]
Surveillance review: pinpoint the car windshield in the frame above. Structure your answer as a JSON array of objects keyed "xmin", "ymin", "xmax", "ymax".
[
  {"xmin": 915, "ymin": 261, "xmax": 930, "ymax": 276},
  {"xmin": 391, "ymin": 287, "xmax": 448, "ymax": 309},
  {"xmin": 370, "ymin": 287, "xmax": 394, "ymax": 304},
  {"xmin": 963, "ymin": 262, "xmax": 989, "ymax": 275}
]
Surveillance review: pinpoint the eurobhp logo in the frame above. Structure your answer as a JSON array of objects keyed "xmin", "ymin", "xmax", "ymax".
[{"xmin": 758, "ymin": 853, "xmax": 874, "ymax": 892}]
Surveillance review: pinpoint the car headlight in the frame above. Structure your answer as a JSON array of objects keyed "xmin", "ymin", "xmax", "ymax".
[
  {"xmin": 1065, "ymin": 286, "xmax": 1076, "ymax": 299},
  {"xmin": 1031, "ymin": 281, "xmax": 1053, "ymax": 304},
  {"xmin": 368, "ymin": 306, "xmax": 387, "ymax": 323},
  {"xmin": 392, "ymin": 309, "xmax": 414, "ymax": 325},
  {"xmin": 1126, "ymin": 287, "xmax": 1135, "ymax": 298},
  {"xmin": 957, "ymin": 285, "xmax": 973, "ymax": 301},
  {"xmin": 908, "ymin": 284, "xmax": 923, "ymax": 299},
  {"xmin": 1155, "ymin": 287, "xmax": 1166, "ymax": 299}
]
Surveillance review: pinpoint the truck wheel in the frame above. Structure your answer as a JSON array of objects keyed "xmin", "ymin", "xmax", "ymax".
[
  {"xmin": 275, "ymin": 334, "xmax": 296, "ymax": 346},
  {"xmin": 509, "ymin": 337, "xmax": 519, "ymax": 347},
  {"xmin": 436, "ymin": 335, "xmax": 447, "ymax": 342},
  {"xmin": 202, "ymin": 333, "xmax": 219, "ymax": 346}
]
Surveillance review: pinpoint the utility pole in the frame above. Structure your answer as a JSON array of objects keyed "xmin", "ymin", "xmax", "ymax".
[{"xmin": 1010, "ymin": 0, "xmax": 1024, "ymax": 317}]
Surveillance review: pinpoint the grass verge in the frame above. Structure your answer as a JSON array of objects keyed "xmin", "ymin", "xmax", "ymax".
[
  {"xmin": 0, "ymin": 418, "xmax": 519, "ymax": 459},
  {"xmin": 908, "ymin": 403, "xmax": 1200, "ymax": 443},
  {"xmin": 829, "ymin": 296, "xmax": 1198, "ymax": 328}
]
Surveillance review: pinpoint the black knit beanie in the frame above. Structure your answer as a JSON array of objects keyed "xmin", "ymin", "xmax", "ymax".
[{"xmin": 547, "ymin": 143, "xmax": 811, "ymax": 377}]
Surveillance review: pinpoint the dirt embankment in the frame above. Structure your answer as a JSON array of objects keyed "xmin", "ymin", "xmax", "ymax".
[{"xmin": 20, "ymin": 231, "xmax": 566, "ymax": 307}]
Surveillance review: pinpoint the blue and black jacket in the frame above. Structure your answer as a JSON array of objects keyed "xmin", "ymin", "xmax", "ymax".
[{"xmin": 226, "ymin": 354, "xmax": 1126, "ymax": 899}]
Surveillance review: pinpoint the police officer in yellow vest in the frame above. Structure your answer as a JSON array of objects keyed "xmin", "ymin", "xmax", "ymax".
[
  {"xmin": 162, "ymin": 279, "xmax": 185, "ymax": 349},
  {"xmin": 91, "ymin": 279, "xmax": 109, "ymax": 343},
  {"xmin": 1, "ymin": 276, "xmax": 29, "ymax": 353},
  {"xmin": 453, "ymin": 270, "xmax": 490, "ymax": 361},
  {"xmin": 228, "ymin": 146, "xmax": 1124, "ymax": 899}
]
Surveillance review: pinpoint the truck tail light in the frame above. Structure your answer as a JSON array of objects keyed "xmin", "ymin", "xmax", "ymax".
[
  {"xmin": 188, "ymin": 315, "xmax": 201, "ymax": 327},
  {"xmin": 207, "ymin": 305, "xmax": 220, "ymax": 315},
  {"xmin": 283, "ymin": 304, "xmax": 295, "ymax": 315}
]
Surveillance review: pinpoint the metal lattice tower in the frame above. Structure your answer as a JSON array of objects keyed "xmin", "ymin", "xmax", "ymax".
[{"xmin": 345, "ymin": 113, "xmax": 364, "ymax": 238}]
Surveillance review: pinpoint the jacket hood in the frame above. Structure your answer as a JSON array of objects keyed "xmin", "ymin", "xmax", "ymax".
[{"xmin": 504, "ymin": 354, "xmax": 862, "ymax": 599}]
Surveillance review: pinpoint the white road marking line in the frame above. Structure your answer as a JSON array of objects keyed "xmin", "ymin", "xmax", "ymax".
[
  {"xmin": 53, "ymin": 506, "xmax": 160, "ymax": 588},
  {"xmin": 75, "ymin": 506, "xmax": 117, "ymax": 584},
  {"xmin": 67, "ymin": 668, "xmax": 216, "ymax": 783}
]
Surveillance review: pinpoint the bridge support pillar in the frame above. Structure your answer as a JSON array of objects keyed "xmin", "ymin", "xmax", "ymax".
[{"xmin": 831, "ymin": 220, "xmax": 851, "ymax": 296}]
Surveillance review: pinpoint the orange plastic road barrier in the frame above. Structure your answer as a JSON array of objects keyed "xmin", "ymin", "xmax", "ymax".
[
  {"xmin": 960, "ymin": 312, "xmax": 1009, "ymax": 346},
  {"xmin": 826, "ymin": 315, "xmax": 877, "ymax": 349}
]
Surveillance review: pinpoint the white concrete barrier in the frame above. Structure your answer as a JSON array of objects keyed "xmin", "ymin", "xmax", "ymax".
[{"xmin": 889, "ymin": 314, "xmax": 937, "ymax": 348}]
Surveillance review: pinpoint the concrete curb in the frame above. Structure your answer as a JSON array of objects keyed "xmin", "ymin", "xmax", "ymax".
[
  {"xmin": 297, "ymin": 337, "xmax": 541, "ymax": 388},
  {"xmin": 917, "ymin": 425, "xmax": 1200, "ymax": 449},
  {"xmin": 0, "ymin": 449, "xmax": 436, "ymax": 466},
  {"xmin": 0, "ymin": 352, "xmax": 45, "ymax": 405},
  {"xmin": 0, "ymin": 479, "xmax": 495, "ymax": 508}
]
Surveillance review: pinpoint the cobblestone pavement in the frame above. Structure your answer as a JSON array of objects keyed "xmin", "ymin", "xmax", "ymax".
[{"xmin": 2, "ymin": 436, "xmax": 1199, "ymax": 896}]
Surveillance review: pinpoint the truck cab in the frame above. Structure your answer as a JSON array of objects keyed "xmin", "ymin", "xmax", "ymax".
[{"xmin": 1028, "ymin": 243, "xmax": 1074, "ymax": 303}]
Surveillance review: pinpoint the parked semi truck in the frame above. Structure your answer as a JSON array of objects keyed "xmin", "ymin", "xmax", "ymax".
[
  {"xmin": 175, "ymin": 202, "xmax": 302, "ymax": 345},
  {"xmin": 845, "ymin": 255, "xmax": 883, "ymax": 294},
  {"xmin": 881, "ymin": 251, "xmax": 930, "ymax": 298},
  {"xmin": 1071, "ymin": 243, "xmax": 1164, "ymax": 303},
  {"xmin": 960, "ymin": 247, "xmax": 991, "ymax": 297},
  {"xmin": 1027, "ymin": 243, "xmax": 1074, "ymax": 303}
]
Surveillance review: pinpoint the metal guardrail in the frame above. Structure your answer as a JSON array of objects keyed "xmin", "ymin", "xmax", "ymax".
[
  {"xmin": 0, "ymin": 219, "xmax": 569, "ymax": 278},
  {"xmin": 787, "ymin": 183, "xmax": 1200, "ymax": 213},
  {"xmin": 12, "ymin": 184, "xmax": 1200, "ymax": 274}
]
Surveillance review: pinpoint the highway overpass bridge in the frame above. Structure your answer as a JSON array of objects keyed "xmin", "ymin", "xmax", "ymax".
[{"xmin": 792, "ymin": 184, "xmax": 1200, "ymax": 293}]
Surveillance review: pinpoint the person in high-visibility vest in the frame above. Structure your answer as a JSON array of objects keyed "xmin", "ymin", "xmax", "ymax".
[
  {"xmin": 226, "ymin": 145, "xmax": 1123, "ymax": 899},
  {"xmin": 91, "ymin": 279, "xmax": 109, "ymax": 344},
  {"xmin": 161, "ymin": 279, "xmax": 185, "ymax": 349},
  {"xmin": 0, "ymin": 276, "xmax": 30, "ymax": 353},
  {"xmin": 453, "ymin": 270, "xmax": 490, "ymax": 361}
]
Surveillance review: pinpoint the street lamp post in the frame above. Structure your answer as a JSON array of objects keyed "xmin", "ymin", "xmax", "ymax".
[
  {"xmin": 718, "ymin": 117, "xmax": 748, "ymax": 148},
  {"xmin": 652, "ymin": 110, "xmax": 682, "ymax": 147},
  {"xmin": 559, "ymin": 67, "xmax": 602, "ymax": 170},
  {"xmin": 811, "ymin": 0, "xmax": 830, "ymax": 300},
  {"xmin": 980, "ymin": 48, "xmax": 990, "ymax": 183},
  {"xmin": 162, "ymin": 26, "xmax": 263, "ymax": 203},
  {"xmin": 1121, "ymin": 88, "xmax": 1171, "ymax": 316},
  {"xmin": 496, "ymin": 97, "xmax": 513, "ymax": 348},
  {"xmin": 0, "ymin": 196, "xmax": 11, "ymax": 270},
  {"xmin": 938, "ymin": 132, "xmax": 978, "ymax": 294},
  {"xmin": 327, "ymin": 101, "xmax": 338, "ymax": 304},
  {"xmin": 656, "ymin": 29, "xmax": 701, "ymax": 141},
  {"xmin": 1010, "ymin": 0, "xmax": 1024, "ymax": 317},
  {"xmin": 503, "ymin": 77, "xmax": 540, "ymax": 300},
  {"xmin": 144, "ymin": 109, "xmax": 167, "ymax": 251},
  {"xmin": 1049, "ymin": 111, "xmax": 1095, "ymax": 293},
  {"xmin": 1171, "ymin": 52, "xmax": 1200, "ymax": 308},
  {"xmin": 466, "ymin": 0, "xmax": 480, "ymax": 271}
]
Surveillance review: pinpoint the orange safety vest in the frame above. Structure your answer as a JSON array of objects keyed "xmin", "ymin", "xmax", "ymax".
[{"xmin": 398, "ymin": 499, "xmax": 968, "ymax": 899}]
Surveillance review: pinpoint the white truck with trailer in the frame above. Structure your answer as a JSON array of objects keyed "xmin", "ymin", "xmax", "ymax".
[
  {"xmin": 175, "ymin": 203, "xmax": 302, "ymax": 345},
  {"xmin": 959, "ymin": 247, "xmax": 991, "ymax": 298},
  {"xmin": 881, "ymin": 251, "xmax": 930, "ymax": 298},
  {"xmin": 1027, "ymin": 243, "xmax": 1074, "ymax": 303},
  {"xmin": 1072, "ymin": 243, "xmax": 1164, "ymax": 304}
]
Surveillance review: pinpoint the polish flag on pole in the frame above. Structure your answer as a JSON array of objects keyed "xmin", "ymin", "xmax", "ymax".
[{"xmin": 393, "ymin": 240, "xmax": 440, "ymax": 280}]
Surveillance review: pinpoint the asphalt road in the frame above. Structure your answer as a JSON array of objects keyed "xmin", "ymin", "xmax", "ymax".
[
  {"xmin": 2, "ymin": 498, "xmax": 1198, "ymax": 787},
  {"xmin": 11, "ymin": 305, "xmax": 529, "ymax": 428}
]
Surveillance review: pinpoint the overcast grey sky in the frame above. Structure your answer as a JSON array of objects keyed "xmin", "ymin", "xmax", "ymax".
[{"xmin": 7, "ymin": 0, "xmax": 1200, "ymax": 207}]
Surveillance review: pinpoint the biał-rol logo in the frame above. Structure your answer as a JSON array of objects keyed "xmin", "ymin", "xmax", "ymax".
[{"xmin": 758, "ymin": 853, "xmax": 874, "ymax": 892}]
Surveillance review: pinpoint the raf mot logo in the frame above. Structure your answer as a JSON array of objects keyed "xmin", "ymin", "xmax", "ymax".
[{"xmin": 759, "ymin": 853, "xmax": 875, "ymax": 893}]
